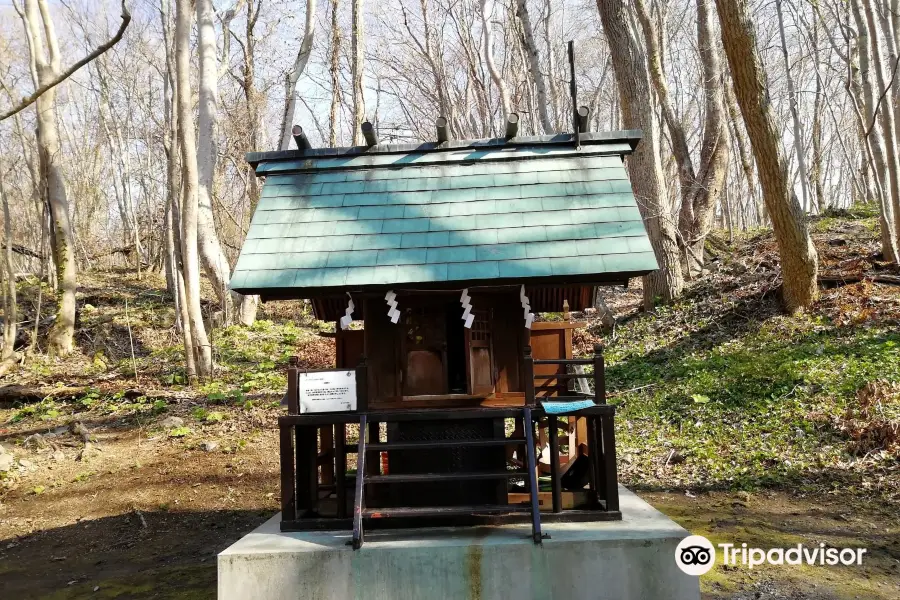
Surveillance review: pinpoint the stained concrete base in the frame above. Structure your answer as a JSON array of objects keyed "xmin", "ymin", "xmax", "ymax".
[{"xmin": 218, "ymin": 486, "xmax": 699, "ymax": 600}]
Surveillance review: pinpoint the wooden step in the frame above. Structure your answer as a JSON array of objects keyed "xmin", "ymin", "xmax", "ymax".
[
  {"xmin": 362, "ymin": 504, "xmax": 531, "ymax": 518},
  {"xmin": 365, "ymin": 471, "xmax": 528, "ymax": 484},
  {"xmin": 357, "ymin": 438, "xmax": 525, "ymax": 452},
  {"xmin": 533, "ymin": 358, "xmax": 592, "ymax": 365}
]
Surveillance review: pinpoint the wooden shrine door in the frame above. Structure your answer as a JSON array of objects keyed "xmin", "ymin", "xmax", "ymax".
[
  {"xmin": 466, "ymin": 309, "xmax": 495, "ymax": 395},
  {"xmin": 401, "ymin": 306, "xmax": 448, "ymax": 396}
]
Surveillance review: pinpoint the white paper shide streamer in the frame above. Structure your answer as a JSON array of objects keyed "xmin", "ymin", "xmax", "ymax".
[
  {"xmin": 460, "ymin": 288, "xmax": 474, "ymax": 329},
  {"xmin": 339, "ymin": 293, "xmax": 355, "ymax": 330},
  {"xmin": 385, "ymin": 290, "xmax": 400, "ymax": 324},
  {"xmin": 520, "ymin": 285, "xmax": 534, "ymax": 329}
]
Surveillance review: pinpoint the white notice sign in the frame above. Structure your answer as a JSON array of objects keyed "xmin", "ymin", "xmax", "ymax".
[{"xmin": 298, "ymin": 370, "xmax": 357, "ymax": 413}]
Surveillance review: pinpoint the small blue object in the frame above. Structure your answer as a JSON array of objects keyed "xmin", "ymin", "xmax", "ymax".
[{"xmin": 541, "ymin": 400, "xmax": 596, "ymax": 414}]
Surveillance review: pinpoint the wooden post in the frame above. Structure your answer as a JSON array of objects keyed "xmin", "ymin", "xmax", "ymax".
[
  {"xmin": 593, "ymin": 344, "xmax": 606, "ymax": 404},
  {"xmin": 352, "ymin": 415, "xmax": 367, "ymax": 549},
  {"xmin": 600, "ymin": 414, "xmax": 619, "ymax": 512},
  {"xmin": 320, "ymin": 426, "xmax": 334, "ymax": 486},
  {"xmin": 365, "ymin": 419, "xmax": 379, "ymax": 505},
  {"xmin": 493, "ymin": 417, "xmax": 508, "ymax": 504},
  {"xmin": 524, "ymin": 345, "xmax": 535, "ymax": 407},
  {"xmin": 356, "ymin": 355, "xmax": 368, "ymax": 412},
  {"xmin": 279, "ymin": 423, "xmax": 296, "ymax": 522},
  {"xmin": 523, "ymin": 407, "xmax": 543, "ymax": 544},
  {"xmin": 335, "ymin": 423, "xmax": 347, "ymax": 519},
  {"xmin": 287, "ymin": 356, "xmax": 299, "ymax": 414},
  {"xmin": 296, "ymin": 425, "xmax": 318, "ymax": 516},
  {"xmin": 585, "ymin": 416, "xmax": 599, "ymax": 504}
]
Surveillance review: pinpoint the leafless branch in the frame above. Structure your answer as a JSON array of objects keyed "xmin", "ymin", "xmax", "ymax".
[{"xmin": 0, "ymin": 0, "xmax": 131, "ymax": 122}]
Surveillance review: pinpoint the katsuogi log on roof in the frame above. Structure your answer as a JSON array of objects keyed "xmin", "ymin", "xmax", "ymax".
[{"xmin": 231, "ymin": 130, "xmax": 657, "ymax": 300}]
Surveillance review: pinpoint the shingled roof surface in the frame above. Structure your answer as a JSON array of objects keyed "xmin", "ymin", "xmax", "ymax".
[{"xmin": 230, "ymin": 132, "xmax": 658, "ymax": 296}]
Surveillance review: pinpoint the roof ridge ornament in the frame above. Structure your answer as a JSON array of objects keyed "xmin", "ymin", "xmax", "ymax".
[
  {"xmin": 568, "ymin": 40, "xmax": 581, "ymax": 149},
  {"xmin": 505, "ymin": 113, "xmax": 519, "ymax": 140},
  {"xmin": 362, "ymin": 121, "xmax": 378, "ymax": 148},
  {"xmin": 436, "ymin": 117, "xmax": 449, "ymax": 144},
  {"xmin": 291, "ymin": 124, "xmax": 311, "ymax": 152}
]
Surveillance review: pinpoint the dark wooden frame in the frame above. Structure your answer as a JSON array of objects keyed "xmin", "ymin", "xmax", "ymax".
[{"xmin": 277, "ymin": 344, "xmax": 620, "ymax": 540}]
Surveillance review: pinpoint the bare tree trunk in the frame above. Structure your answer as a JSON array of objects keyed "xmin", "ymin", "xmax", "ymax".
[
  {"xmin": 715, "ymin": 0, "xmax": 818, "ymax": 312},
  {"xmin": 351, "ymin": 0, "xmax": 366, "ymax": 145},
  {"xmin": 725, "ymin": 84, "xmax": 762, "ymax": 226},
  {"xmin": 516, "ymin": 0, "xmax": 553, "ymax": 134},
  {"xmin": 724, "ymin": 174, "xmax": 735, "ymax": 242},
  {"xmin": 596, "ymin": 0, "xmax": 684, "ymax": 308},
  {"xmin": 633, "ymin": 0, "xmax": 694, "ymax": 208},
  {"xmin": 160, "ymin": 0, "xmax": 191, "ymax": 372},
  {"xmin": 776, "ymin": 0, "xmax": 811, "ymax": 213},
  {"xmin": 196, "ymin": 0, "xmax": 253, "ymax": 325},
  {"xmin": 160, "ymin": 0, "xmax": 177, "ymax": 296},
  {"xmin": 542, "ymin": 0, "xmax": 561, "ymax": 130},
  {"xmin": 633, "ymin": 0, "xmax": 729, "ymax": 277},
  {"xmin": 93, "ymin": 59, "xmax": 135, "ymax": 261},
  {"xmin": 29, "ymin": 205, "xmax": 47, "ymax": 353},
  {"xmin": 20, "ymin": 0, "xmax": 76, "ymax": 355},
  {"xmin": 164, "ymin": 127, "xmax": 186, "ymax": 338},
  {"xmin": 810, "ymin": 14, "xmax": 826, "ymax": 214},
  {"xmin": 683, "ymin": 0, "xmax": 730, "ymax": 274},
  {"xmin": 851, "ymin": 0, "xmax": 898, "ymax": 261},
  {"xmin": 860, "ymin": 0, "xmax": 900, "ymax": 258},
  {"xmin": 235, "ymin": 0, "xmax": 261, "ymax": 325},
  {"xmin": 116, "ymin": 115, "xmax": 141, "ymax": 276},
  {"xmin": 175, "ymin": 0, "xmax": 213, "ymax": 378},
  {"xmin": 1, "ymin": 168, "xmax": 16, "ymax": 360},
  {"xmin": 329, "ymin": 0, "xmax": 342, "ymax": 147},
  {"xmin": 279, "ymin": 0, "xmax": 317, "ymax": 150},
  {"xmin": 170, "ymin": 171, "xmax": 195, "ymax": 376},
  {"xmin": 481, "ymin": 0, "xmax": 512, "ymax": 120}
]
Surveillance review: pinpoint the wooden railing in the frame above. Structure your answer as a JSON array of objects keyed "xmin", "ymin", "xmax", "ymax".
[{"xmin": 522, "ymin": 343, "xmax": 619, "ymax": 514}]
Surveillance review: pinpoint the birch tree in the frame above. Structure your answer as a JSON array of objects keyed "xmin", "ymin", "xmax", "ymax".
[
  {"xmin": 516, "ymin": 0, "xmax": 553, "ymax": 134},
  {"xmin": 175, "ymin": 0, "xmax": 213, "ymax": 377},
  {"xmin": 18, "ymin": 0, "xmax": 77, "ymax": 355},
  {"xmin": 159, "ymin": 0, "xmax": 194, "ymax": 376},
  {"xmin": 196, "ymin": 0, "xmax": 258, "ymax": 325},
  {"xmin": 481, "ymin": 0, "xmax": 512, "ymax": 120}
]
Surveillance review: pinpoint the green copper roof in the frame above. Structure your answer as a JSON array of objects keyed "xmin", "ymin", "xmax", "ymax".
[{"xmin": 231, "ymin": 132, "xmax": 658, "ymax": 297}]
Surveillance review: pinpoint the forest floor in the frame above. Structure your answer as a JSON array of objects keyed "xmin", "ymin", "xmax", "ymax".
[{"xmin": 1, "ymin": 208, "xmax": 899, "ymax": 599}]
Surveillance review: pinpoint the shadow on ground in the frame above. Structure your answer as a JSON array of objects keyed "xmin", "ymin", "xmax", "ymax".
[{"xmin": 0, "ymin": 508, "xmax": 274, "ymax": 599}]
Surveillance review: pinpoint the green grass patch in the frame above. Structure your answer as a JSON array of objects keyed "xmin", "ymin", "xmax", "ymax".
[{"xmin": 604, "ymin": 307, "xmax": 900, "ymax": 495}]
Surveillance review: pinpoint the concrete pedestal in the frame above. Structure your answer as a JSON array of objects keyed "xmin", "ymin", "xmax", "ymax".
[{"xmin": 218, "ymin": 486, "xmax": 699, "ymax": 600}]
